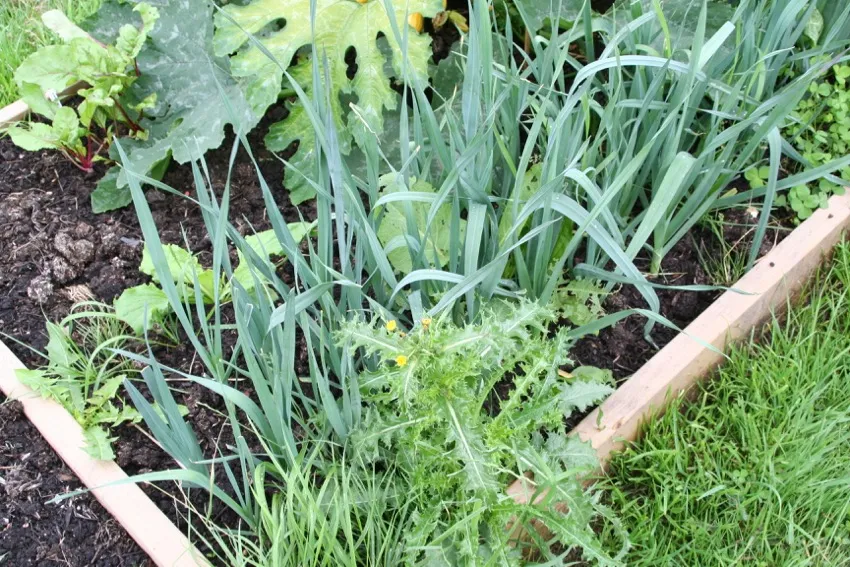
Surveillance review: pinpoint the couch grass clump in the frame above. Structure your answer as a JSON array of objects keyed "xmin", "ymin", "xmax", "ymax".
[{"xmin": 600, "ymin": 241, "xmax": 850, "ymax": 565}]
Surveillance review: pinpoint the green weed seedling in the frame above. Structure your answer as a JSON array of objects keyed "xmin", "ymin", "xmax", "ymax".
[
  {"xmin": 776, "ymin": 182, "xmax": 830, "ymax": 220},
  {"xmin": 3, "ymin": 5, "xmax": 157, "ymax": 172},
  {"xmin": 114, "ymin": 222, "xmax": 314, "ymax": 334},
  {"xmin": 744, "ymin": 165, "xmax": 770, "ymax": 189},
  {"xmin": 13, "ymin": 304, "xmax": 159, "ymax": 460},
  {"xmin": 695, "ymin": 211, "xmax": 756, "ymax": 286},
  {"xmin": 781, "ymin": 62, "xmax": 850, "ymax": 220}
]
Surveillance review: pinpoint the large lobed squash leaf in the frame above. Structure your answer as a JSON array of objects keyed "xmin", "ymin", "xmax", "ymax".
[
  {"xmin": 513, "ymin": 0, "xmax": 584, "ymax": 33},
  {"xmin": 83, "ymin": 0, "xmax": 260, "ymax": 213},
  {"xmin": 213, "ymin": 0, "xmax": 442, "ymax": 203},
  {"xmin": 608, "ymin": 0, "xmax": 735, "ymax": 54}
]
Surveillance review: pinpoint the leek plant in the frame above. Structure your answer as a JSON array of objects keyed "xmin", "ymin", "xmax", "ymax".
[
  {"xmin": 526, "ymin": 0, "xmax": 850, "ymax": 279},
  {"xmin": 91, "ymin": 0, "xmax": 850, "ymax": 563}
]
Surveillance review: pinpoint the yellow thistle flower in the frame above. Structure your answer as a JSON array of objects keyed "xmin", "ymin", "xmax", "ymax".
[
  {"xmin": 395, "ymin": 355, "xmax": 408, "ymax": 367},
  {"xmin": 385, "ymin": 319, "xmax": 397, "ymax": 332}
]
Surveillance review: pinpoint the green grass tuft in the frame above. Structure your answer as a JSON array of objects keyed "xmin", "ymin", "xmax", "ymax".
[
  {"xmin": 599, "ymin": 241, "xmax": 850, "ymax": 565},
  {"xmin": 0, "ymin": 0, "xmax": 102, "ymax": 107}
]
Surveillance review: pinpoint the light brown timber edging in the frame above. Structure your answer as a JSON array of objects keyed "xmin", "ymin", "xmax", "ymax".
[
  {"xmin": 510, "ymin": 191, "xmax": 850, "ymax": 504},
  {"xmin": 0, "ymin": 82, "xmax": 85, "ymax": 127},
  {"xmin": 0, "ymin": 341, "xmax": 205, "ymax": 566}
]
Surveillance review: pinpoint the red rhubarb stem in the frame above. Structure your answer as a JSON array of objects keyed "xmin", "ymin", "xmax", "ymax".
[{"xmin": 112, "ymin": 97, "xmax": 142, "ymax": 133}]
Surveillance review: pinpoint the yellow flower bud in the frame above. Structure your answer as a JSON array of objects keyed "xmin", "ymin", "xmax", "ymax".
[
  {"xmin": 421, "ymin": 317, "xmax": 432, "ymax": 329},
  {"xmin": 408, "ymin": 12, "xmax": 424, "ymax": 33},
  {"xmin": 386, "ymin": 319, "xmax": 397, "ymax": 332},
  {"xmin": 395, "ymin": 355, "xmax": 408, "ymax": 367}
]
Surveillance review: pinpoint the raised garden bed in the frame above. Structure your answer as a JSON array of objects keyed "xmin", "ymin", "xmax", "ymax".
[
  {"xmin": 3, "ymin": 108, "xmax": 848, "ymax": 562},
  {"xmin": 3, "ymin": 0, "xmax": 850, "ymax": 564}
]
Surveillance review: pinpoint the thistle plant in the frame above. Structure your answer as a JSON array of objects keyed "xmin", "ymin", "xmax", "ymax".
[{"xmin": 337, "ymin": 299, "xmax": 623, "ymax": 564}]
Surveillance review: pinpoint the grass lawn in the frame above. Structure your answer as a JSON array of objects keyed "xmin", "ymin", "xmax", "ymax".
[
  {"xmin": 0, "ymin": 0, "xmax": 101, "ymax": 107},
  {"xmin": 599, "ymin": 241, "xmax": 850, "ymax": 565}
]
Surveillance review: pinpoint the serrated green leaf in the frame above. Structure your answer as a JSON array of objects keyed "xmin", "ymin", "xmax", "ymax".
[
  {"xmin": 82, "ymin": 426, "xmax": 117, "ymax": 460},
  {"xmin": 87, "ymin": 375, "xmax": 126, "ymax": 409},
  {"xmin": 15, "ymin": 368, "xmax": 66, "ymax": 401},
  {"xmin": 442, "ymin": 400, "xmax": 498, "ymax": 493},
  {"xmin": 545, "ymin": 432, "xmax": 599, "ymax": 471},
  {"xmin": 559, "ymin": 379, "xmax": 614, "ymax": 413},
  {"xmin": 45, "ymin": 321, "xmax": 80, "ymax": 370}
]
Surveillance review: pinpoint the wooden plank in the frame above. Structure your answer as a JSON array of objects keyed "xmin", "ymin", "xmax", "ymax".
[
  {"xmin": 574, "ymin": 191, "xmax": 850, "ymax": 464},
  {"xmin": 509, "ymin": 191, "xmax": 850, "ymax": 504},
  {"xmin": 0, "ymin": 340, "xmax": 206, "ymax": 567},
  {"xmin": 0, "ymin": 82, "xmax": 86, "ymax": 127},
  {"xmin": 0, "ymin": 99, "xmax": 30, "ymax": 127}
]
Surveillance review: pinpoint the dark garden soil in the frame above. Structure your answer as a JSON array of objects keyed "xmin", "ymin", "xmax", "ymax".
[
  {"xmin": 0, "ymin": 398, "xmax": 150, "ymax": 567},
  {"xmin": 570, "ymin": 208, "xmax": 790, "ymax": 382},
  {"xmin": 0, "ymin": 119, "xmax": 302, "ymax": 564}
]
